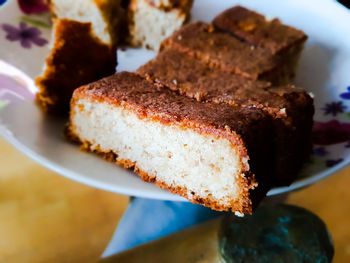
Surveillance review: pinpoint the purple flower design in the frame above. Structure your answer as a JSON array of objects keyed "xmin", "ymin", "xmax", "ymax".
[
  {"xmin": 325, "ymin": 158, "xmax": 343, "ymax": 167},
  {"xmin": 1, "ymin": 22, "xmax": 48, "ymax": 48},
  {"xmin": 313, "ymin": 147, "xmax": 329, "ymax": 157},
  {"xmin": 340, "ymin": 87, "xmax": 350, "ymax": 100},
  {"xmin": 322, "ymin": 101, "xmax": 347, "ymax": 116},
  {"xmin": 18, "ymin": 0, "xmax": 49, "ymax": 15}
]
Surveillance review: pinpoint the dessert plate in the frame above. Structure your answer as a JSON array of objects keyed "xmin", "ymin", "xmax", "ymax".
[{"xmin": 1, "ymin": 0, "xmax": 350, "ymax": 201}]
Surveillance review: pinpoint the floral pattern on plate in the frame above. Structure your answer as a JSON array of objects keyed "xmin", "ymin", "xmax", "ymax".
[{"xmin": 2, "ymin": 22, "xmax": 48, "ymax": 48}]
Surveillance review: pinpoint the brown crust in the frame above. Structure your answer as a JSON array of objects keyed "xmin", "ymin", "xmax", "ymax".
[
  {"xmin": 139, "ymin": 169, "xmax": 254, "ymax": 214},
  {"xmin": 138, "ymin": 49, "xmax": 306, "ymax": 120},
  {"xmin": 212, "ymin": 5, "xmax": 308, "ymax": 54},
  {"xmin": 35, "ymin": 19, "xmax": 117, "ymax": 115},
  {"xmin": 160, "ymin": 20, "xmax": 306, "ymax": 85},
  {"xmin": 160, "ymin": 21, "xmax": 279, "ymax": 81}
]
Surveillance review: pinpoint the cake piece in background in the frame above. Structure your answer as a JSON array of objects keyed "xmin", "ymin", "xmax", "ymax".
[
  {"xmin": 160, "ymin": 19, "xmax": 307, "ymax": 85},
  {"xmin": 213, "ymin": 5, "xmax": 307, "ymax": 82},
  {"xmin": 36, "ymin": 0, "xmax": 127, "ymax": 114},
  {"xmin": 213, "ymin": 6, "xmax": 307, "ymax": 54},
  {"xmin": 67, "ymin": 72, "xmax": 276, "ymax": 214},
  {"xmin": 128, "ymin": 0, "xmax": 193, "ymax": 50},
  {"xmin": 36, "ymin": 19, "xmax": 117, "ymax": 114},
  {"xmin": 160, "ymin": 22, "xmax": 286, "ymax": 85}
]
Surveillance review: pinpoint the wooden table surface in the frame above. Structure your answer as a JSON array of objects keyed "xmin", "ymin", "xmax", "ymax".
[
  {"xmin": 0, "ymin": 137, "xmax": 349, "ymax": 262},
  {"xmin": 0, "ymin": 138, "xmax": 128, "ymax": 263}
]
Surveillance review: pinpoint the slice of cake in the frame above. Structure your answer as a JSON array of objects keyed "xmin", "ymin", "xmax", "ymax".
[
  {"xmin": 138, "ymin": 49, "xmax": 314, "ymax": 185},
  {"xmin": 128, "ymin": 0, "xmax": 193, "ymax": 50},
  {"xmin": 36, "ymin": 0, "xmax": 126, "ymax": 114},
  {"xmin": 36, "ymin": 19, "xmax": 117, "ymax": 114},
  {"xmin": 213, "ymin": 5, "xmax": 307, "ymax": 82},
  {"xmin": 67, "ymin": 72, "xmax": 277, "ymax": 213}
]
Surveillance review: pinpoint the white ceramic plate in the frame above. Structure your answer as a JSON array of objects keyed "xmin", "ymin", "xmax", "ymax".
[{"xmin": 1, "ymin": 0, "xmax": 350, "ymax": 201}]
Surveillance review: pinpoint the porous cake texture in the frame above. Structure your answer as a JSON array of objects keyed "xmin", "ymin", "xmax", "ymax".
[{"xmin": 128, "ymin": 0, "xmax": 193, "ymax": 50}]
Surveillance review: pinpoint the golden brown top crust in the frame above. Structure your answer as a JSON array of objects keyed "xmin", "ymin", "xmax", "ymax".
[
  {"xmin": 160, "ymin": 21, "xmax": 279, "ymax": 80},
  {"xmin": 35, "ymin": 18, "xmax": 117, "ymax": 114},
  {"xmin": 213, "ymin": 6, "xmax": 308, "ymax": 54},
  {"xmin": 137, "ymin": 49, "xmax": 312, "ymax": 119},
  {"xmin": 74, "ymin": 72, "xmax": 271, "ymax": 140}
]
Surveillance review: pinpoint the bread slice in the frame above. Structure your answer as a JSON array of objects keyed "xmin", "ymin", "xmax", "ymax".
[
  {"xmin": 138, "ymin": 49, "xmax": 314, "ymax": 185},
  {"xmin": 128, "ymin": 0, "xmax": 193, "ymax": 50},
  {"xmin": 67, "ymin": 72, "xmax": 276, "ymax": 214},
  {"xmin": 35, "ymin": 19, "xmax": 117, "ymax": 114},
  {"xmin": 36, "ymin": 0, "xmax": 126, "ymax": 114}
]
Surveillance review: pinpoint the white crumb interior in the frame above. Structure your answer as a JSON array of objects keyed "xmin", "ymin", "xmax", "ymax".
[
  {"xmin": 147, "ymin": 0, "xmax": 173, "ymax": 7},
  {"xmin": 50, "ymin": 0, "xmax": 111, "ymax": 44},
  {"xmin": 130, "ymin": 0, "xmax": 186, "ymax": 50},
  {"xmin": 72, "ymin": 99, "xmax": 245, "ymax": 204}
]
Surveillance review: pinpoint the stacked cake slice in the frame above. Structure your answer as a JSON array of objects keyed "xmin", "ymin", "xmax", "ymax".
[{"xmin": 67, "ymin": 6, "xmax": 314, "ymax": 213}]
